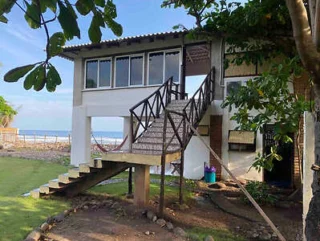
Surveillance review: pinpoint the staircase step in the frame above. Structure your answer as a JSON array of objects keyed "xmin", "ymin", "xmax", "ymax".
[
  {"xmin": 90, "ymin": 158, "xmax": 103, "ymax": 168},
  {"xmin": 79, "ymin": 163, "xmax": 100, "ymax": 173},
  {"xmin": 147, "ymin": 126, "xmax": 183, "ymax": 133},
  {"xmin": 137, "ymin": 136, "xmax": 181, "ymax": 145},
  {"xmin": 132, "ymin": 143, "xmax": 180, "ymax": 152},
  {"xmin": 68, "ymin": 168, "xmax": 83, "ymax": 178},
  {"xmin": 58, "ymin": 173, "xmax": 76, "ymax": 184},
  {"xmin": 40, "ymin": 184, "xmax": 51, "ymax": 194},
  {"xmin": 30, "ymin": 188, "xmax": 41, "ymax": 199},
  {"xmin": 49, "ymin": 179, "xmax": 65, "ymax": 189}
]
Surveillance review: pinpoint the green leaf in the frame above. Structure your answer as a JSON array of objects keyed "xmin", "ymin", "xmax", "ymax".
[
  {"xmin": 104, "ymin": 0, "xmax": 117, "ymax": 18},
  {"xmin": 48, "ymin": 32, "xmax": 66, "ymax": 57},
  {"xmin": 75, "ymin": 0, "xmax": 94, "ymax": 15},
  {"xmin": 42, "ymin": 0, "xmax": 57, "ymax": 13},
  {"xmin": 104, "ymin": 15, "xmax": 122, "ymax": 37},
  {"xmin": 24, "ymin": 2, "xmax": 41, "ymax": 29},
  {"xmin": 46, "ymin": 65, "xmax": 62, "ymax": 92},
  {"xmin": 95, "ymin": 0, "xmax": 105, "ymax": 7},
  {"xmin": 24, "ymin": 66, "xmax": 40, "ymax": 90},
  {"xmin": 0, "ymin": 0, "xmax": 15, "ymax": 15},
  {"xmin": 33, "ymin": 65, "xmax": 46, "ymax": 91},
  {"xmin": 4, "ymin": 64, "xmax": 36, "ymax": 82},
  {"xmin": 89, "ymin": 14, "xmax": 103, "ymax": 43},
  {"xmin": 0, "ymin": 14, "xmax": 7, "ymax": 23},
  {"xmin": 57, "ymin": 1, "xmax": 80, "ymax": 40}
]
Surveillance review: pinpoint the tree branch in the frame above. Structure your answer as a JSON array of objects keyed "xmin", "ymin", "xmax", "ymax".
[
  {"xmin": 285, "ymin": 0, "xmax": 320, "ymax": 80},
  {"xmin": 314, "ymin": 0, "xmax": 320, "ymax": 49}
]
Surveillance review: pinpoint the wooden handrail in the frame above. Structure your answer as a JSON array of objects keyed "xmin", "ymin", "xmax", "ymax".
[{"xmin": 129, "ymin": 76, "xmax": 186, "ymax": 143}]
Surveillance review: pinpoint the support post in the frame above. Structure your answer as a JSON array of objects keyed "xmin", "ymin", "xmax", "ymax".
[
  {"xmin": 128, "ymin": 167, "xmax": 133, "ymax": 196},
  {"xmin": 179, "ymin": 115, "xmax": 186, "ymax": 205},
  {"xmin": 181, "ymin": 46, "xmax": 187, "ymax": 100},
  {"xmin": 159, "ymin": 110, "xmax": 168, "ymax": 217},
  {"xmin": 134, "ymin": 164, "xmax": 150, "ymax": 206}
]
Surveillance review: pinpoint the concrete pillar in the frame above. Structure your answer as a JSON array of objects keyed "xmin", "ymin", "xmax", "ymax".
[
  {"xmin": 70, "ymin": 106, "xmax": 91, "ymax": 166},
  {"xmin": 303, "ymin": 112, "xmax": 314, "ymax": 240},
  {"xmin": 122, "ymin": 117, "xmax": 131, "ymax": 151},
  {"xmin": 210, "ymin": 37, "xmax": 224, "ymax": 100},
  {"xmin": 134, "ymin": 164, "xmax": 150, "ymax": 206}
]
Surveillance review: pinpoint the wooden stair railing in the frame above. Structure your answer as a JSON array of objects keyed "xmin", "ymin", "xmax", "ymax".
[
  {"xmin": 159, "ymin": 67, "xmax": 215, "ymax": 215},
  {"xmin": 129, "ymin": 77, "xmax": 186, "ymax": 145}
]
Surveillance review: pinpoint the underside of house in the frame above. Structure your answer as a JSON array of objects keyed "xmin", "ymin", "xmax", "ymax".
[{"xmin": 30, "ymin": 30, "xmax": 304, "ymax": 210}]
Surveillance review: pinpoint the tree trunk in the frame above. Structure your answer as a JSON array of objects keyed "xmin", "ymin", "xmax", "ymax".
[{"xmin": 305, "ymin": 83, "xmax": 320, "ymax": 239}]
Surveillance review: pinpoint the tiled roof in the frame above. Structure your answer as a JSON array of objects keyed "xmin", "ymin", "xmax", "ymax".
[{"xmin": 62, "ymin": 30, "xmax": 187, "ymax": 51}]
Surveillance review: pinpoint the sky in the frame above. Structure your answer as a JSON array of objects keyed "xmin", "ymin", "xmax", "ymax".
[{"xmin": 0, "ymin": 0, "xmax": 197, "ymax": 132}]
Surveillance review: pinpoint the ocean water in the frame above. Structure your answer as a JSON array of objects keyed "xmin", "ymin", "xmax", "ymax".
[{"xmin": 17, "ymin": 130, "xmax": 123, "ymax": 144}]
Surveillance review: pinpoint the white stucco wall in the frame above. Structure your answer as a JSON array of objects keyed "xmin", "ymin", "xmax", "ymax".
[{"xmin": 222, "ymin": 76, "xmax": 263, "ymax": 181}]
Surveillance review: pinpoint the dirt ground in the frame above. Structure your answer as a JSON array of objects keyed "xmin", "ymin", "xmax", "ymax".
[{"xmin": 42, "ymin": 192, "xmax": 302, "ymax": 241}]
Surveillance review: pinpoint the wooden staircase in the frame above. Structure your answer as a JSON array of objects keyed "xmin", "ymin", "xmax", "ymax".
[
  {"xmin": 29, "ymin": 67, "xmax": 215, "ymax": 205},
  {"xmin": 30, "ymin": 159, "xmax": 130, "ymax": 198}
]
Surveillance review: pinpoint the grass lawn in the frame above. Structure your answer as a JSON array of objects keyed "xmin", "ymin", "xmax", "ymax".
[{"xmin": 0, "ymin": 157, "xmax": 70, "ymax": 241}]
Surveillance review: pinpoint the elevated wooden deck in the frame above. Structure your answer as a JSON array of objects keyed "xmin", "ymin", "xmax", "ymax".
[{"xmin": 101, "ymin": 150, "xmax": 181, "ymax": 166}]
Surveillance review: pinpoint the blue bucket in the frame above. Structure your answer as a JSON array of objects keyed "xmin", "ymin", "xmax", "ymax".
[{"xmin": 204, "ymin": 171, "xmax": 216, "ymax": 183}]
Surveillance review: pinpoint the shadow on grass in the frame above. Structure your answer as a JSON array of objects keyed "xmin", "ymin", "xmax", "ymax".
[{"xmin": 0, "ymin": 196, "xmax": 70, "ymax": 241}]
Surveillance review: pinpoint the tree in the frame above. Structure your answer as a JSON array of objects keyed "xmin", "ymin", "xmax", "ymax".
[
  {"xmin": 0, "ymin": 96, "xmax": 17, "ymax": 128},
  {"xmin": 0, "ymin": 0, "xmax": 122, "ymax": 92},
  {"xmin": 162, "ymin": 0, "xmax": 320, "ymax": 239}
]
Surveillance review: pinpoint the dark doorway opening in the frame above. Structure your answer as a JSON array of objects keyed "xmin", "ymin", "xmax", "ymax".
[{"xmin": 263, "ymin": 124, "xmax": 294, "ymax": 188}]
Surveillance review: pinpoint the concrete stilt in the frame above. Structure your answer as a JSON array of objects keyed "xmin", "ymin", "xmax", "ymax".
[{"xmin": 134, "ymin": 164, "xmax": 150, "ymax": 206}]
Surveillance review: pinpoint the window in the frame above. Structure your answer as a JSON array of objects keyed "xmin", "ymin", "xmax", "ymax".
[
  {"xmin": 148, "ymin": 50, "xmax": 181, "ymax": 85},
  {"xmin": 130, "ymin": 56, "xmax": 143, "ymax": 86},
  {"xmin": 115, "ymin": 57, "xmax": 129, "ymax": 87},
  {"xmin": 165, "ymin": 51, "xmax": 180, "ymax": 82},
  {"xmin": 115, "ymin": 55, "xmax": 144, "ymax": 87},
  {"xmin": 86, "ymin": 60, "xmax": 98, "ymax": 88},
  {"xmin": 85, "ymin": 59, "xmax": 111, "ymax": 89},
  {"xmin": 149, "ymin": 52, "xmax": 164, "ymax": 85},
  {"xmin": 226, "ymin": 81, "xmax": 241, "ymax": 96},
  {"xmin": 99, "ymin": 60, "xmax": 111, "ymax": 87}
]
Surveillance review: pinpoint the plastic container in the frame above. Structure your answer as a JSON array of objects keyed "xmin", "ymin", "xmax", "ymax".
[{"xmin": 204, "ymin": 165, "xmax": 216, "ymax": 183}]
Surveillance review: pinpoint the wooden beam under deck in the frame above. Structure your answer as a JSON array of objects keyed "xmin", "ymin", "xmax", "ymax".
[{"xmin": 101, "ymin": 151, "xmax": 181, "ymax": 166}]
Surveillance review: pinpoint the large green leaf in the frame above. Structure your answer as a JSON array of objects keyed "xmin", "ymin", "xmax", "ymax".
[
  {"xmin": 104, "ymin": 0, "xmax": 117, "ymax": 18},
  {"xmin": 24, "ymin": 2, "xmax": 41, "ymax": 29},
  {"xmin": 0, "ymin": 0, "xmax": 15, "ymax": 15},
  {"xmin": 57, "ymin": 1, "xmax": 80, "ymax": 40},
  {"xmin": 4, "ymin": 64, "xmax": 36, "ymax": 82},
  {"xmin": 75, "ymin": 0, "xmax": 94, "ymax": 16},
  {"xmin": 0, "ymin": 15, "xmax": 7, "ymax": 23},
  {"xmin": 46, "ymin": 65, "xmax": 62, "ymax": 92},
  {"xmin": 23, "ymin": 66, "xmax": 40, "ymax": 90},
  {"xmin": 48, "ymin": 32, "xmax": 66, "ymax": 57},
  {"xmin": 33, "ymin": 65, "xmax": 46, "ymax": 91},
  {"xmin": 104, "ymin": 15, "xmax": 122, "ymax": 36},
  {"xmin": 42, "ymin": 0, "xmax": 57, "ymax": 13},
  {"xmin": 89, "ymin": 14, "xmax": 104, "ymax": 43}
]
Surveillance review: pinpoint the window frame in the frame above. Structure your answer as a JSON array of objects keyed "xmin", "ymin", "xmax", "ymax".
[
  {"xmin": 147, "ymin": 48, "xmax": 182, "ymax": 86},
  {"xmin": 84, "ymin": 57, "xmax": 112, "ymax": 90},
  {"xmin": 114, "ymin": 54, "xmax": 145, "ymax": 88}
]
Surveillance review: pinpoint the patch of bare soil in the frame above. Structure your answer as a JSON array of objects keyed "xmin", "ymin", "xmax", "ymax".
[{"xmin": 44, "ymin": 197, "xmax": 184, "ymax": 241}]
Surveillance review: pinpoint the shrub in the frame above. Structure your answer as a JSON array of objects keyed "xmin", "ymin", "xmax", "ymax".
[{"xmin": 242, "ymin": 181, "xmax": 277, "ymax": 205}]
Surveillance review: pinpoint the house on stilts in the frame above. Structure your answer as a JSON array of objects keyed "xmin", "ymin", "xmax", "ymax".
[{"xmin": 31, "ymin": 30, "xmax": 306, "ymax": 213}]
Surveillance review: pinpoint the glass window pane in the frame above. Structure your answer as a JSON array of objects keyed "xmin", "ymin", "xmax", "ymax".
[
  {"xmin": 130, "ymin": 56, "xmax": 143, "ymax": 86},
  {"xmin": 226, "ymin": 81, "xmax": 241, "ymax": 96},
  {"xmin": 99, "ymin": 60, "xmax": 111, "ymax": 87},
  {"xmin": 116, "ymin": 57, "xmax": 129, "ymax": 87},
  {"xmin": 165, "ymin": 51, "xmax": 180, "ymax": 82},
  {"xmin": 149, "ymin": 52, "xmax": 163, "ymax": 85},
  {"xmin": 86, "ymin": 60, "xmax": 98, "ymax": 88}
]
